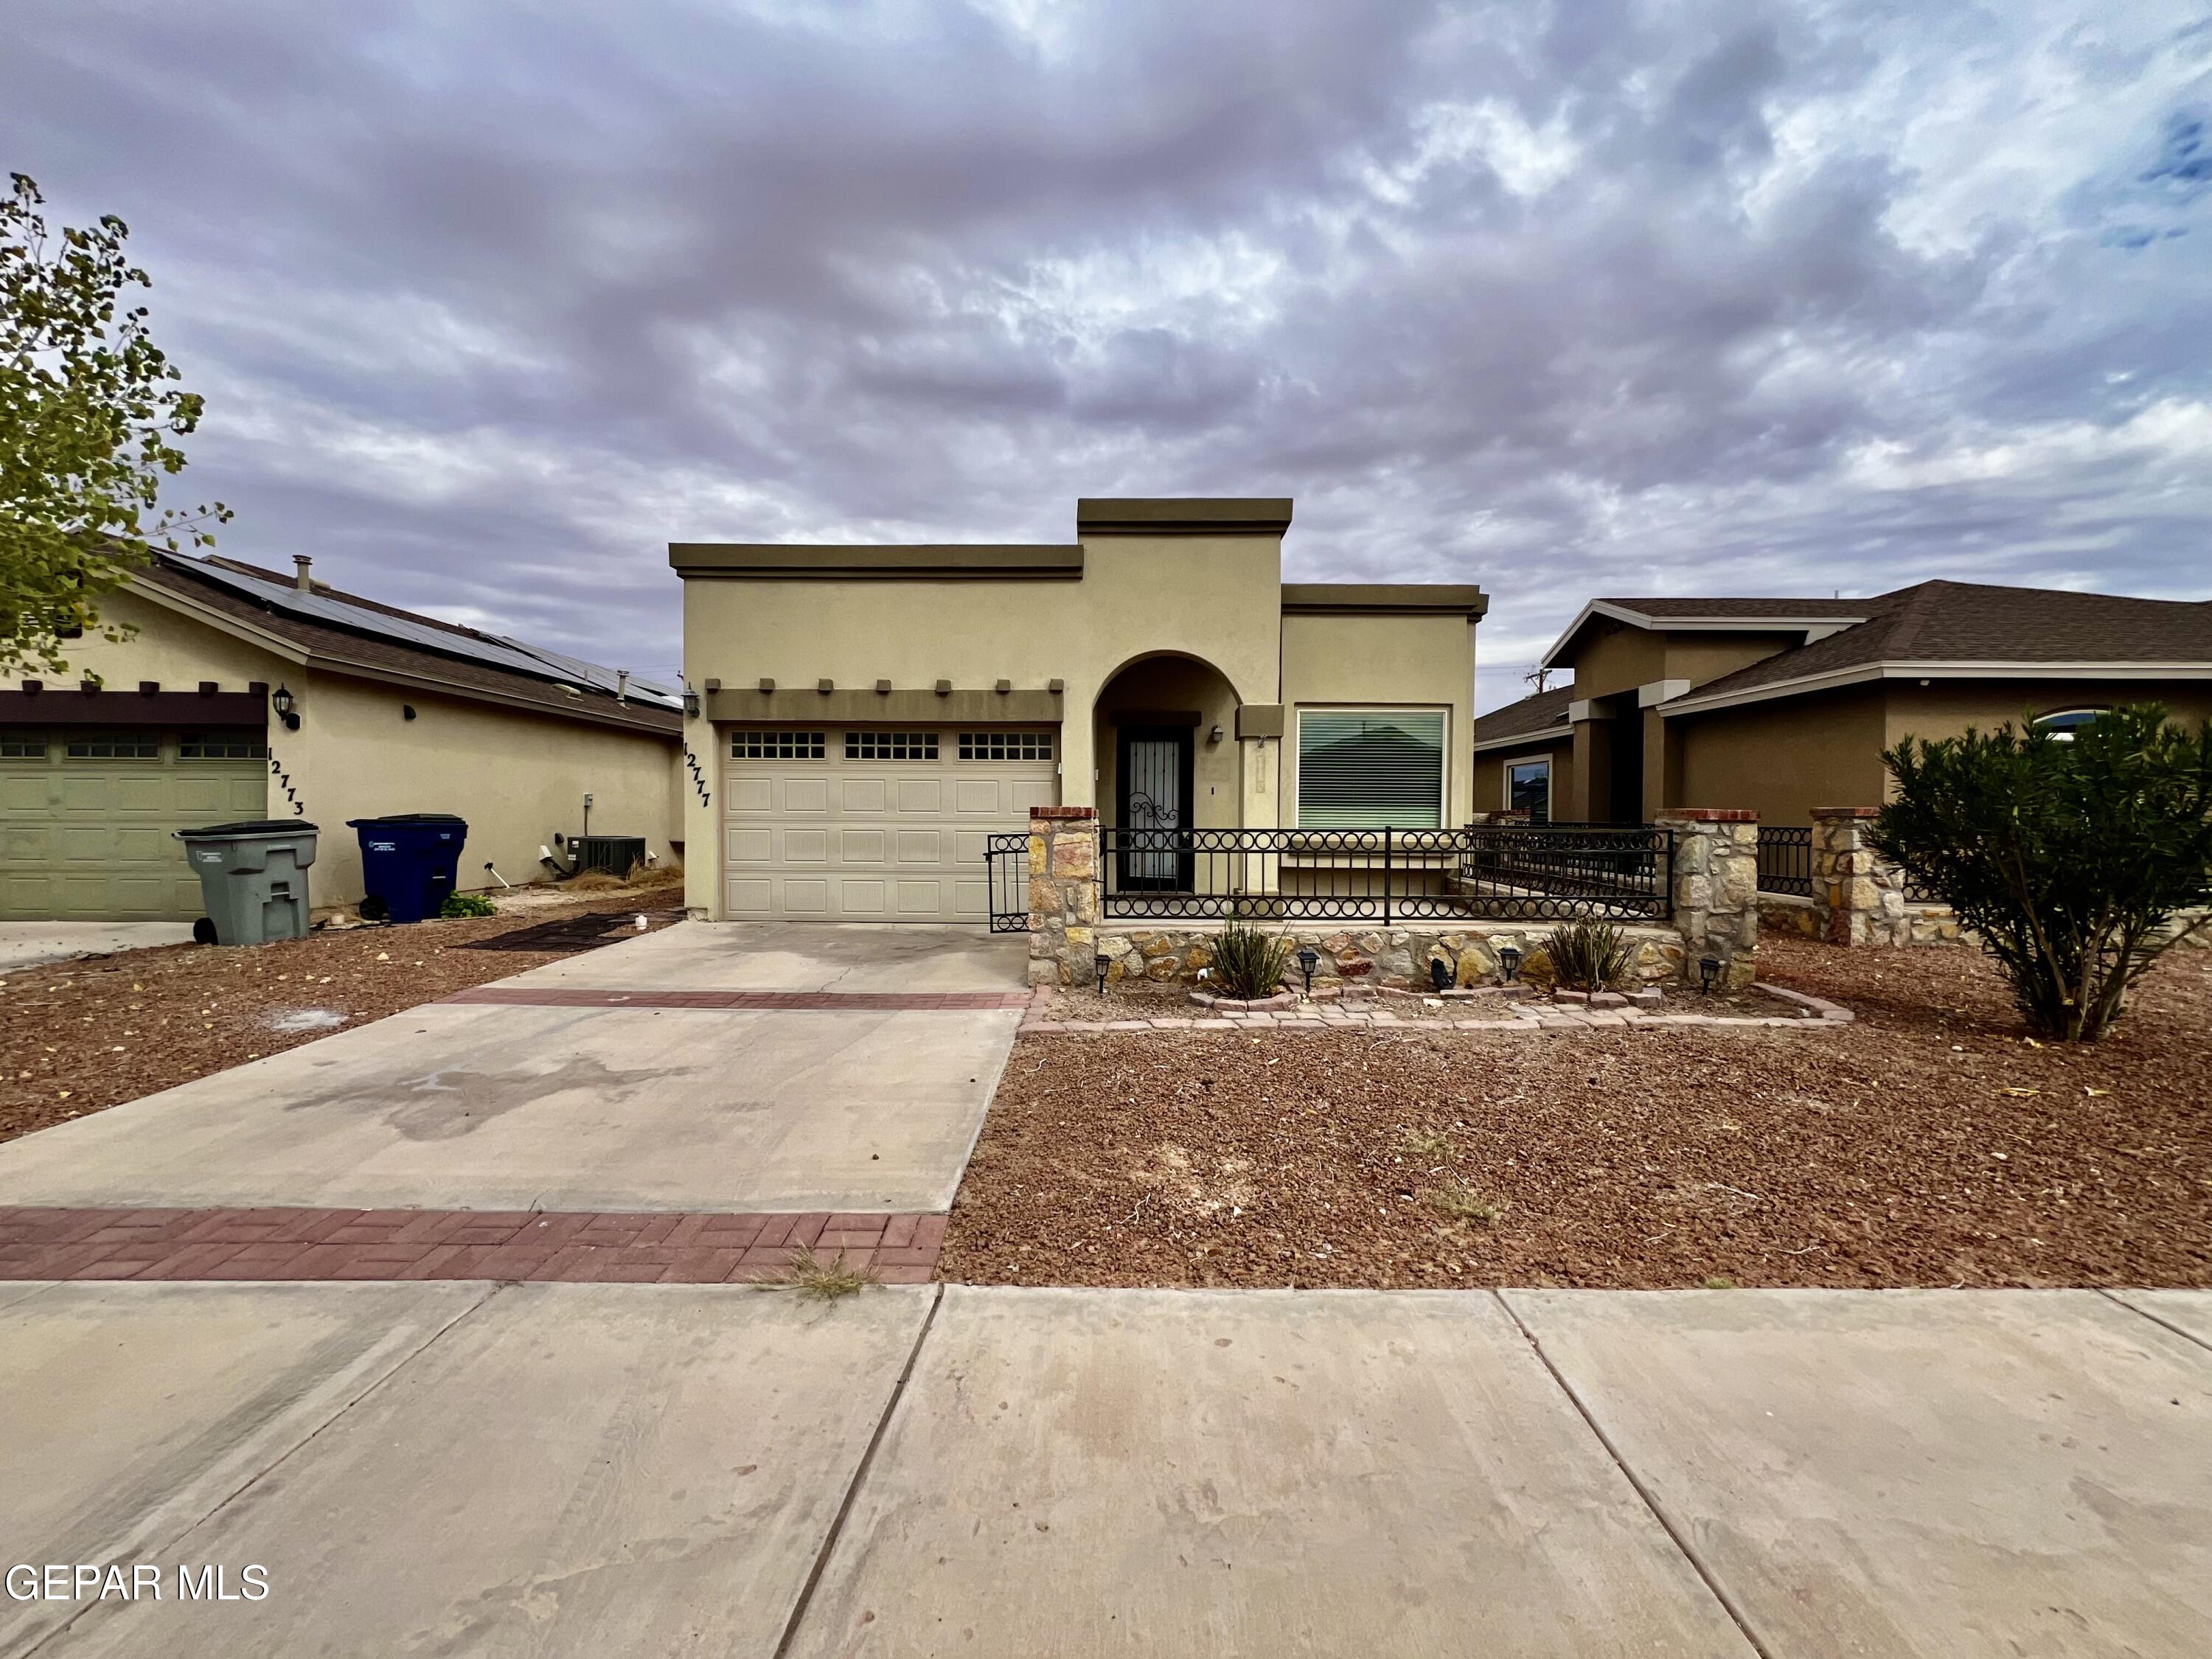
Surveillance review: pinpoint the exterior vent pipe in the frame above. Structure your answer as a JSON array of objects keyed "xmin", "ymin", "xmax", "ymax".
[{"xmin": 293, "ymin": 554, "xmax": 313, "ymax": 591}]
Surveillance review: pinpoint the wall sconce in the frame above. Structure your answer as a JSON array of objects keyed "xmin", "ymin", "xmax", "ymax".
[
  {"xmin": 1699, "ymin": 956, "xmax": 1720, "ymax": 995},
  {"xmin": 1296, "ymin": 946, "xmax": 1319, "ymax": 994},
  {"xmin": 270, "ymin": 684, "xmax": 300, "ymax": 731},
  {"xmin": 1208, "ymin": 724, "xmax": 1224, "ymax": 744},
  {"xmin": 1498, "ymin": 945, "xmax": 1522, "ymax": 983},
  {"xmin": 683, "ymin": 686, "xmax": 701, "ymax": 717},
  {"xmin": 401, "ymin": 704, "xmax": 417, "ymax": 721}
]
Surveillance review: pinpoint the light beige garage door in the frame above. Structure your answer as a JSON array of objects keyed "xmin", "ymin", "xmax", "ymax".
[
  {"xmin": 722, "ymin": 727, "xmax": 1058, "ymax": 921},
  {"xmin": 0, "ymin": 729, "xmax": 270, "ymax": 920}
]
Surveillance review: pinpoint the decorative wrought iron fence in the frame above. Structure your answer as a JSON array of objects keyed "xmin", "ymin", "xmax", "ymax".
[
  {"xmin": 984, "ymin": 832, "xmax": 1030, "ymax": 932},
  {"xmin": 1756, "ymin": 826, "xmax": 1814, "ymax": 897},
  {"xmin": 1901, "ymin": 872, "xmax": 1944, "ymax": 904},
  {"xmin": 1097, "ymin": 824, "xmax": 1672, "ymax": 923}
]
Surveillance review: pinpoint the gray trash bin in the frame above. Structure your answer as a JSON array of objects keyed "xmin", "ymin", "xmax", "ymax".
[{"xmin": 175, "ymin": 820, "xmax": 320, "ymax": 945}]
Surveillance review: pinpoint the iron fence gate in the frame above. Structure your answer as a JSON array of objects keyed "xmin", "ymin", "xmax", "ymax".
[
  {"xmin": 984, "ymin": 832, "xmax": 1030, "ymax": 932},
  {"xmin": 1756, "ymin": 826, "xmax": 1814, "ymax": 897}
]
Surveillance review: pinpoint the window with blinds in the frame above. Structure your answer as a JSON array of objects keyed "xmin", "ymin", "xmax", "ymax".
[{"xmin": 1295, "ymin": 710, "xmax": 1445, "ymax": 828}]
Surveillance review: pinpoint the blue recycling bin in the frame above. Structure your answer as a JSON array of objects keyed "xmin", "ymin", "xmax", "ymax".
[{"xmin": 347, "ymin": 813, "xmax": 468, "ymax": 923}]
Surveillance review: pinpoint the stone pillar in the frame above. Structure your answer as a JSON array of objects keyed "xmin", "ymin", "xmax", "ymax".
[
  {"xmin": 1026, "ymin": 806, "xmax": 1101, "ymax": 988},
  {"xmin": 1655, "ymin": 809, "xmax": 1759, "ymax": 989},
  {"xmin": 1812, "ymin": 806, "xmax": 1909, "ymax": 947}
]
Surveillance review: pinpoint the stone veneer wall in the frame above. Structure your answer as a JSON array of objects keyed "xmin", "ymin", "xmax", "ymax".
[
  {"xmin": 1025, "ymin": 806, "xmax": 1099, "ymax": 988},
  {"xmin": 1098, "ymin": 921, "xmax": 1685, "ymax": 990},
  {"xmin": 1656, "ymin": 810, "xmax": 1759, "ymax": 990}
]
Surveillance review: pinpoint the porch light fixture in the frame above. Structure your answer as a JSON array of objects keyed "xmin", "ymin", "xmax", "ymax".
[
  {"xmin": 1296, "ymin": 946, "xmax": 1318, "ymax": 993},
  {"xmin": 270, "ymin": 684, "xmax": 300, "ymax": 731},
  {"xmin": 1699, "ymin": 956, "xmax": 1720, "ymax": 995},
  {"xmin": 1208, "ymin": 724, "xmax": 1224, "ymax": 744},
  {"xmin": 1095, "ymin": 953, "xmax": 1110, "ymax": 995},
  {"xmin": 1498, "ymin": 946, "xmax": 1522, "ymax": 983},
  {"xmin": 682, "ymin": 687, "xmax": 701, "ymax": 717}
]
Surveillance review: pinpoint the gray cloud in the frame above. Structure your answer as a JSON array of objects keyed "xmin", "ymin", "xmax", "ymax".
[{"xmin": 4, "ymin": 0, "xmax": 2206, "ymax": 702}]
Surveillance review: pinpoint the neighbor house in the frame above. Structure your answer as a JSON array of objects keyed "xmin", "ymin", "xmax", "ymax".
[
  {"xmin": 0, "ymin": 552, "xmax": 684, "ymax": 920},
  {"xmin": 672, "ymin": 498, "xmax": 1486, "ymax": 922},
  {"xmin": 1474, "ymin": 581, "xmax": 2212, "ymax": 827}
]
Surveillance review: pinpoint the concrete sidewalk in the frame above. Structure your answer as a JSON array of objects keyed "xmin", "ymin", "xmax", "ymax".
[
  {"xmin": 4, "ymin": 1284, "xmax": 2205, "ymax": 1658},
  {"xmin": 0, "ymin": 922, "xmax": 195, "ymax": 973}
]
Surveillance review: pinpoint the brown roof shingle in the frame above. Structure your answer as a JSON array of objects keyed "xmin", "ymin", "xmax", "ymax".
[{"xmin": 1474, "ymin": 685, "xmax": 1573, "ymax": 746}]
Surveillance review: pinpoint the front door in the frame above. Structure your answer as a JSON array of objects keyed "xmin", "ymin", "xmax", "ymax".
[{"xmin": 1116, "ymin": 725, "xmax": 1194, "ymax": 891}]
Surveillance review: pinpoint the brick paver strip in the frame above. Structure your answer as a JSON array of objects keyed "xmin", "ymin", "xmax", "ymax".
[
  {"xmin": 442, "ymin": 986, "xmax": 1034, "ymax": 1012},
  {"xmin": 0, "ymin": 1208, "xmax": 943, "ymax": 1285}
]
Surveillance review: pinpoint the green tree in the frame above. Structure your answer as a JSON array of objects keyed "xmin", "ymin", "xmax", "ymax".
[
  {"xmin": 1, "ymin": 172, "xmax": 227, "ymax": 678},
  {"xmin": 1871, "ymin": 705, "xmax": 2212, "ymax": 1041}
]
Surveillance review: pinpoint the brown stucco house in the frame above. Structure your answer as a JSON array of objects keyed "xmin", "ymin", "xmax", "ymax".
[
  {"xmin": 1474, "ymin": 580, "xmax": 2212, "ymax": 827},
  {"xmin": 1, "ymin": 552, "xmax": 684, "ymax": 919},
  {"xmin": 672, "ymin": 498, "xmax": 1487, "ymax": 922}
]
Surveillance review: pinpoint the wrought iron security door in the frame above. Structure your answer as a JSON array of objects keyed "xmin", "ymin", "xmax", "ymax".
[{"xmin": 1116, "ymin": 726, "xmax": 1194, "ymax": 891}]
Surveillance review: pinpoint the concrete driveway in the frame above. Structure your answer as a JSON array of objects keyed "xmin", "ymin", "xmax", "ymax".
[
  {"xmin": 2, "ymin": 1283, "xmax": 2205, "ymax": 1658},
  {"xmin": 0, "ymin": 922, "xmax": 1029, "ymax": 1214}
]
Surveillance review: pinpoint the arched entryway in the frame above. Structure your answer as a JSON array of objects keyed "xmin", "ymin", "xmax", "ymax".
[{"xmin": 1093, "ymin": 653, "xmax": 1242, "ymax": 889}]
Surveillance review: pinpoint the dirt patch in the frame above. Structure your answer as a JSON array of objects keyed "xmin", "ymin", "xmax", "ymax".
[
  {"xmin": 945, "ymin": 936, "xmax": 2212, "ymax": 1290},
  {"xmin": 0, "ymin": 891, "xmax": 684, "ymax": 1147}
]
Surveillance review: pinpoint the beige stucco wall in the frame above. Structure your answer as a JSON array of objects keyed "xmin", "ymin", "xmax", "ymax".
[
  {"xmin": 285, "ymin": 670, "xmax": 679, "ymax": 904},
  {"xmin": 7, "ymin": 591, "xmax": 681, "ymax": 912},
  {"xmin": 1279, "ymin": 611, "xmax": 1475, "ymax": 826},
  {"xmin": 5, "ymin": 587, "xmax": 291, "ymax": 695},
  {"xmin": 1093, "ymin": 655, "xmax": 1244, "ymax": 832},
  {"xmin": 680, "ymin": 531, "xmax": 1287, "ymax": 914}
]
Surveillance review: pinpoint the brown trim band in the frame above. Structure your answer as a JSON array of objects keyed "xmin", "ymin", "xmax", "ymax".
[
  {"xmin": 669, "ymin": 544, "xmax": 1084, "ymax": 580},
  {"xmin": 706, "ymin": 687, "xmax": 1063, "ymax": 723},
  {"xmin": 1281, "ymin": 583, "xmax": 1489, "ymax": 618},
  {"xmin": 0, "ymin": 690, "xmax": 266, "ymax": 728},
  {"xmin": 1077, "ymin": 498, "xmax": 1292, "ymax": 536}
]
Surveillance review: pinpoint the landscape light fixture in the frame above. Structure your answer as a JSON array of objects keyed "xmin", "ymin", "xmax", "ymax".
[
  {"xmin": 1699, "ymin": 956, "xmax": 1721, "ymax": 996},
  {"xmin": 1096, "ymin": 953, "xmax": 1110, "ymax": 995},
  {"xmin": 269, "ymin": 684, "xmax": 299, "ymax": 731},
  {"xmin": 1296, "ymin": 946, "xmax": 1319, "ymax": 994},
  {"xmin": 1430, "ymin": 957, "xmax": 1454, "ymax": 992},
  {"xmin": 1498, "ymin": 945, "xmax": 1522, "ymax": 983}
]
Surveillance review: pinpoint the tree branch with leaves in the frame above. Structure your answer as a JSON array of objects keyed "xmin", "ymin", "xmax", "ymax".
[{"xmin": 1, "ymin": 171, "xmax": 228, "ymax": 679}]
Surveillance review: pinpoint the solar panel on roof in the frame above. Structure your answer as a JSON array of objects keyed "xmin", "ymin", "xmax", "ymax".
[{"xmin": 183, "ymin": 560, "xmax": 681, "ymax": 708}]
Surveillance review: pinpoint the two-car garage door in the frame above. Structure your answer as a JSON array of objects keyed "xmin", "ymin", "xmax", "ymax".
[{"xmin": 722, "ymin": 727, "xmax": 1057, "ymax": 921}]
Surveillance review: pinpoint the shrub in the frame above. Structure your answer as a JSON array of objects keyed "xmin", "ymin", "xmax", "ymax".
[
  {"xmin": 1871, "ymin": 703, "xmax": 2212, "ymax": 1042},
  {"xmin": 439, "ymin": 892, "xmax": 498, "ymax": 918},
  {"xmin": 1540, "ymin": 920, "xmax": 1632, "ymax": 991},
  {"xmin": 1211, "ymin": 920, "xmax": 1293, "ymax": 999}
]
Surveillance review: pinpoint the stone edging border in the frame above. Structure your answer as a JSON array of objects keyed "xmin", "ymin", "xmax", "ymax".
[{"xmin": 1021, "ymin": 982, "xmax": 1853, "ymax": 1034}]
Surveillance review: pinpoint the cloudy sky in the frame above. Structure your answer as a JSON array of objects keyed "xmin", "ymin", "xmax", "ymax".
[{"xmin": 5, "ymin": 1, "xmax": 2207, "ymax": 709}]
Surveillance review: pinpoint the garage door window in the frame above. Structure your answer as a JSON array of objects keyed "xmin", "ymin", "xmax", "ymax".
[
  {"xmin": 844, "ymin": 731, "xmax": 939, "ymax": 760},
  {"xmin": 0, "ymin": 733, "xmax": 46, "ymax": 759},
  {"xmin": 959, "ymin": 731, "xmax": 1053, "ymax": 760},
  {"xmin": 732, "ymin": 731, "xmax": 825, "ymax": 759},
  {"xmin": 66, "ymin": 732, "xmax": 159, "ymax": 759},
  {"xmin": 180, "ymin": 733, "xmax": 269, "ymax": 759}
]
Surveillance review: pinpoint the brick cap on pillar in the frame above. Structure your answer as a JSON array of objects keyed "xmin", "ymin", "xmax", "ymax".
[
  {"xmin": 1031, "ymin": 805, "xmax": 1097, "ymax": 820},
  {"xmin": 1655, "ymin": 808, "xmax": 1758, "ymax": 821},
  {"xmin": 1812, "ymin": 806, "xmax": 1882, "ymax": 818}
]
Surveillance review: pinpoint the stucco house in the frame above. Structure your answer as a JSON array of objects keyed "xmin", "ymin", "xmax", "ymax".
[
  {"xmin": 1474, "ymin": 580, "xmax": 2212, "ymax": 827},
  {"xmin": 672, "ymin": 498, "xmax": 1486, "ymax": 922},
  {"xmin": 0, "ymin": 552, "xmax": 683, "ymax": 920}
]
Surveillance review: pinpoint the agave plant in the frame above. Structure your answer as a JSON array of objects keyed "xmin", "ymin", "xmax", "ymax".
[
  {"xmin": 1211, "ymin": 919, "xmax": 1294, "ymax": 999},
  {"xmin": 1540, "ymin": 920, "xmax": 1633, "ymax": 992}
]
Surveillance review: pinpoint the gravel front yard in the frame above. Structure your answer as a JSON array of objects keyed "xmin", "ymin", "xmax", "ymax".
[
  {"xmin": 942, "ymin": 936, "xmax": 2212, "ymax": 1290},
  {"xmin": 0, "ymin": 891, "xmax": 680, "ymax": 1146}
]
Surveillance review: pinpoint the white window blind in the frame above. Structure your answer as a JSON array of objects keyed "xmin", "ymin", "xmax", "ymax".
[{"xmin": 1297, "ymin": 711, "xmax": 1444, "ymax": 828}]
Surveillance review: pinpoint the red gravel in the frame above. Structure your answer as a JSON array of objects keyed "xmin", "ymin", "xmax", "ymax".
[
  {"xmin": 0, "ymin": 894, "xmax": 680, "ymax": 1146},
  {"xmin": 943, "ymin": 937, "xmax": 2212, "ymax": 1290}
]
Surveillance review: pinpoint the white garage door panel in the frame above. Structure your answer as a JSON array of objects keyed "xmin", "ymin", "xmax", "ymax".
[{"xmin": 722, "ymin": 727, "xmax": 1057, "ymax": 922}]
